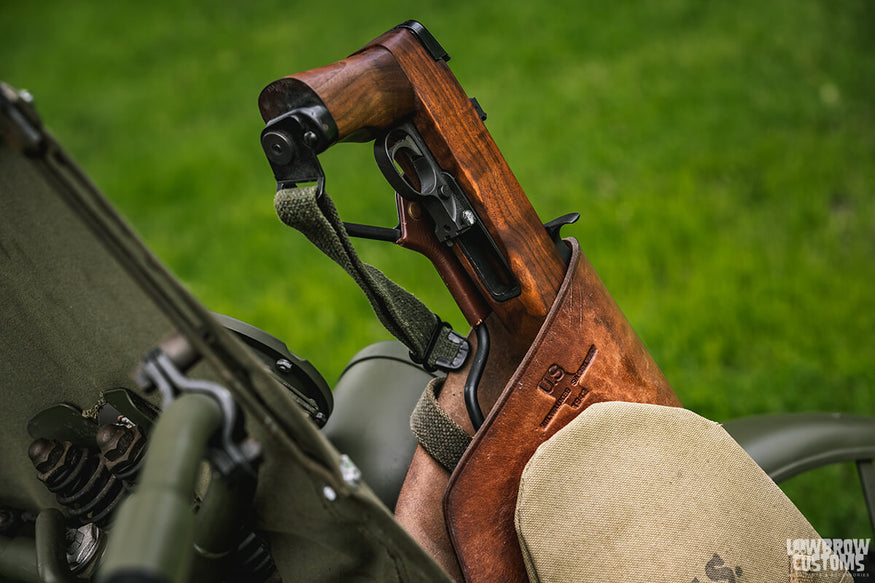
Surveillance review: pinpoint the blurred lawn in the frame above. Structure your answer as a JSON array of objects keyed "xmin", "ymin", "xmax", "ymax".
[{"xmin": 3, "ymin": 0, "xmax": 873, "ymax": 538}]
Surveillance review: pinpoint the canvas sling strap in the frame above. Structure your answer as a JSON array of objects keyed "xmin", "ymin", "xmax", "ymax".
[
  {"xmin": 516, "ymin": 401, "xmax": 855, "ymax": 583},
  {"xmin": 410, "ymin": 376, "xmax": 472, "ymax": 472},
  {"xmin": 443, "ymin": 238, "xmax": 682, "ymax": 582},
  {"xmin": 274, "ymin": 185, "xmax": 468, "ymax": 372}
]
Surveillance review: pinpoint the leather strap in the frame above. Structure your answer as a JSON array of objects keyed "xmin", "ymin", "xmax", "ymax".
[{"xmin": 410, "ymin": 377, "xmax": 472, "ymax": 472}]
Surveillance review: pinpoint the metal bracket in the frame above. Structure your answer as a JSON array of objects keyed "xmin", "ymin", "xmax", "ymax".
[
  {"xmin": 212, "ymin": 313, "xmax": 333, "ymax": 426},
  {"xmin": 375, "ymin": 122, "xmax": 521, "ymax": 302},
  {"xmin": 261, "ymin": 104, "xmax": 337, "ymax": 195},
  {"xmin": 136, "ymin": 341, "xmax": 260, "ymax": 481},
  {"xmin": 408, "ymin": 321, "xmax": 469, "ymax": 372},
  {"xmin": 544, "ymin": 212, "xmax": 580, "ymax": 264},
  {"xmin": 0, "ymin": 81, "xmax": 46, "ymax": 156},
  {"xmin": 394, "ymin": 20, "xmax": 450, "ymax": 62},
  {"xmin": 544, "ymin": 212, "xmax": 580, "ymax": 243}
]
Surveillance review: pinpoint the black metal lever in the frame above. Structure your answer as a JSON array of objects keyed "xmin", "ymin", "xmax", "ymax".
[
  {"xmin": 374, "ymin": 122, "xmax": 521, "ymax": 302},
  {"xmin": 343, "ymin": 222, "xmax": 401, "ymax": 242}
]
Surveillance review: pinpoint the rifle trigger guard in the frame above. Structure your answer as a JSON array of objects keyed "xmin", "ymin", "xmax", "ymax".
[
  {"xmin": 374, "ymin": 124, "xmax": 473, "ymax": 243},
  {"xmin": 374, "ymin": 123, "xmax": 521, "ymax": 302}
]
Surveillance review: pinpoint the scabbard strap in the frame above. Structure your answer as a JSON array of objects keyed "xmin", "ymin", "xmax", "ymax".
[
  {"xmin": 274, "ymin": 185, "xmax": 469, "ymax": 371},
  {"xmin": 410, "ymin": 377, "xmax": 472, "ymax": 472}
]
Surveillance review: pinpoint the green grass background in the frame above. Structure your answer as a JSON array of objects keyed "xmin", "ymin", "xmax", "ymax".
[{"xmin": 3, "ymin": 0, "xmax": 873, "ymax": 539}]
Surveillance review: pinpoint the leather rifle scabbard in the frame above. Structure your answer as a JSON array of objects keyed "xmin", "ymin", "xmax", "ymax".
[{"xmin": 443, "ymin": 238, "xmax": 682, "ymax": 582}]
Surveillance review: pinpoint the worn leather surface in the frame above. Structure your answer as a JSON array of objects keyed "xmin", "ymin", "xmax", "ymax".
[
  {"xmin": 395, "ymin": 313, "xmax": 527, "ymax": 581},
  {"xmin": 444, "ymin": 238, "xmax": 682, "ymax": 582}
]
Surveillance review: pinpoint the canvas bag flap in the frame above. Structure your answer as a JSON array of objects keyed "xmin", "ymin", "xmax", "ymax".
[{"xmin": 515, "ymin": 401, "xmax": 854, "ymax": 583}]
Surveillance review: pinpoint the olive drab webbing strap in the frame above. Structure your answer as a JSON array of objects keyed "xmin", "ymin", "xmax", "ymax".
[
  {"xmin": 274, "ymin": 185, "xmax": 469, "ymax": 372},
  {"xmin": 410, "ymin": 377, "xmax": 472, "ymax": 472}
]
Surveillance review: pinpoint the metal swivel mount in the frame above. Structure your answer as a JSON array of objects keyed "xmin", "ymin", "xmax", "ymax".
[{"xmin": 134, "ymin": 334, "xmax": 260, "ymax": 481}]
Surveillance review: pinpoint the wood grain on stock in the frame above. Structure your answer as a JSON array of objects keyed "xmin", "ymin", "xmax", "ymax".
[
  {"xmin": 257, "ymin": 26, "xmax": 608, "ymax": 582},
  {"xmin": 258, "ymin": 45, "xmax": 414, "ymax": 137},
  {"xmin": 395, "ymin": 197, "xmax": 489, "ymax": 328},
  {"xmin": 259, "ymin": 26, "xmax": 567, "ymax": 346},
  {"xmin": 376, "ymin": 29, "xmax": 566, "ymax": 344}
]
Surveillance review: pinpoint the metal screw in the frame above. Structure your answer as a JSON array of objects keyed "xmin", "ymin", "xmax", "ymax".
[
  {"xmin": 461, "ymin": 209, "xmax": 476, "ymax": 227},
  {"xmin": 302, "ymin": 131, "xmax": 318, "ymax": 148},
  {"xmin": 66, "ymin": 523, "xmax": 102, "ymax": 575},
  {"xmin": 261, "ymin": 131, "xmax": 295, "ymax": 166},
  {"xmin": 275, "ymin": 358, "xmax": 293, "ymax": 374}
]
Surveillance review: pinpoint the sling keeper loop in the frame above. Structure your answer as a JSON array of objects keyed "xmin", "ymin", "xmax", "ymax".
[{"xmin": 274, "ymin": 185, "xmax": 469, "ymax": 372}]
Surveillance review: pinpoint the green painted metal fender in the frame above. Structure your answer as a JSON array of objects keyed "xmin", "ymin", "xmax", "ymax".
[{"xmin": 723, "ymin": 413, "xmax": 875, "ymax": 483}]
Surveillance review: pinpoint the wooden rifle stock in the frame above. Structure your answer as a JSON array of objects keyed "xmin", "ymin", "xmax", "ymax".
[
  {"xmin": 259, "ymin": 22, "xmax": 681, "ymax": 582},
  {"xmin": 259, "ymin": 45, "xmax": 414, "ymax": 142},
  {"xmin": 259, "ymin": 26, "xmax": 559, "ymax": 576},
  {"xmin": 259, "ymin": 23, "xmax": 567, "ymax": 345}
]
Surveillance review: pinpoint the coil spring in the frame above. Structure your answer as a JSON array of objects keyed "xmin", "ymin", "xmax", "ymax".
[
  {"xmin": 30, "ymin": 424, "xmax": 279, "ymax": 581},
  {"xmin": 28, "ymin": 438, "xmax": 125, "ymax": 527},
  {"xmin": 228, "ymin": 531, "xmax": 281, "ymax": 583},
  {"xmin": 28, "ymin": 424, "xmax": 146, "ymax": 526},
  {"xmin": 96, "ymin": 423, "xmax": 147, "ymax": 487}
]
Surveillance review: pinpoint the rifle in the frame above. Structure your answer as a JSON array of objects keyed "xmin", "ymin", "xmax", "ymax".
[{"xmin": 258, "ymin": 21, "xmax": 680, "ymax": 582}]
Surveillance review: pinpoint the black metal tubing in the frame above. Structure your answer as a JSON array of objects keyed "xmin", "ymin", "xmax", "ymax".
[
  {"xmin": 343, "ymin": 222, "xmax": 401, "ymax": 242},
  {"xmin": 465, "ymin": 324, "xmax": 489, "ymax": 430},
  {"xmin": 856, "ymin": 460, "xmax": 875, "ymax": 536}
]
